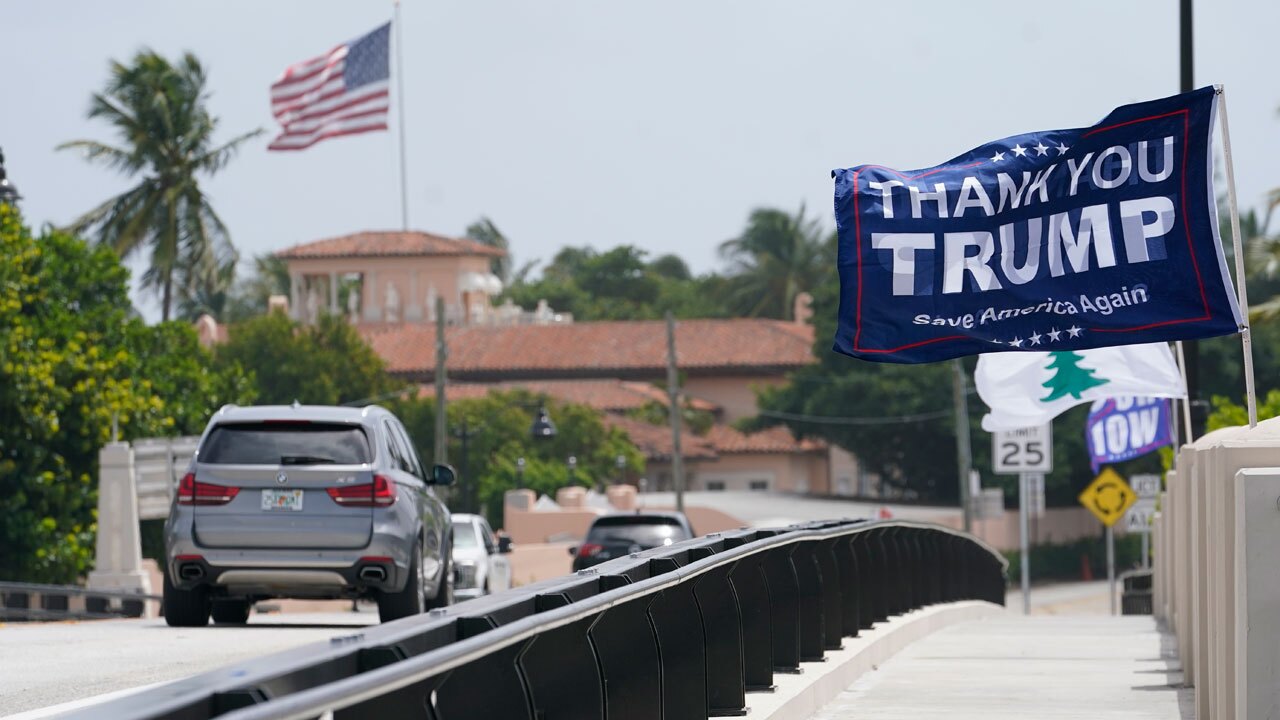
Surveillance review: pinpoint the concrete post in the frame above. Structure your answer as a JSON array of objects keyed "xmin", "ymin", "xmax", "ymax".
[
  {"xmin": 87, "ymin": 442, "xmax": 151, "ymax": 603},
  {"xmin": 1233, "ymin": 467, "xmax": 1280, "ymax": 719}
]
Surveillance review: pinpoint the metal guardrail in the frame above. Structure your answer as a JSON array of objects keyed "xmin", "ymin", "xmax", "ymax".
[
  {"xmin": 0, "ymin": 581, "xmax": 160, "ymax": 620},
  {"xmin": 134, "ymin": 436, "xmax": 200, "ymax": 520},
  {"xmin": 72, "ymin": 519, "xmax": 1007, "ymax": 720}
]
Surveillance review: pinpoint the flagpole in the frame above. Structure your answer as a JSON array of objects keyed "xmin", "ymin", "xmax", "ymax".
[
  {"xmin": 394, "ymin": 0, "xmax": 409, "ymax": 231},
  {"xmin": 1174, "ymin": 341, "xmax": 1194, "ymax": 442},
  {"xmin": 1216, "ymin": 85, "xmax": 1258, "ymax": 428}
]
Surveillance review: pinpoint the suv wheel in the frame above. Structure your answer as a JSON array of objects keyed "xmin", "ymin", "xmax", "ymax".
[
  {"xmin": 163, "ymin": 571, "xmax": 210, "ymax": 627},
  {"xmin": 378, "ymin": 542, "xmax": 427, "ymax": 622},
  {"xmin": 211, "ymin": 599, "xmax": 251, "ymax": 625},
  {"xmin": 426, "ymin": 554, "xmax": 453, "ymax": 610}
]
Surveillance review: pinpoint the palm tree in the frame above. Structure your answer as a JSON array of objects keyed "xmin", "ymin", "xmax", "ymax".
[
  {"xmin": 718, "ymin": 205, "xmax": 834, "ymax": 320},
  {"xmin": 465, "ymin": 216, "xmax": 511, "ymax": 282},
  {"xmin": 59, "ymin": 50, "xmax": 261, "ymax": 320}
]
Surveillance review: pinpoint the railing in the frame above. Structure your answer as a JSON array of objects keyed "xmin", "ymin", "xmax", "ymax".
[
  {"xmin": 0, "ymin": 581, "xmax": 159, "ymax": 620},
  {"xmin": 71, "ymin": 519, "xmax": 1007, "ymax": 720},
  {"xmin": 133, "ymin": 436, "xmax": 200, "ymax": 520}
]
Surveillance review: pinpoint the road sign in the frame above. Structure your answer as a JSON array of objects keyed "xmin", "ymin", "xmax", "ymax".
[
  {"xmin": 1124, "ymin": 498, "xmax": 1157, "ymax": 534},
  {"xmin": 993, "ymin": 425, "xmax": 1053, "ymax": 474},
  {"xmin": 1078, "ymin": 468, "xmax": 1137, "ymax": 527},
  {"xmin": 1129, "ymin": 474, "xmax": 1161, "ymax": 498},
  {"xmin": 1023, "ymin": 472, "xmax": 1045, "ymax": 519}
]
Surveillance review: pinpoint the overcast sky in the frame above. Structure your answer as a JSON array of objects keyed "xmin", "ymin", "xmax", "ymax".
[{"xmin": 5, "ymin": 1, "xmax": 1278, "ymax": 319}]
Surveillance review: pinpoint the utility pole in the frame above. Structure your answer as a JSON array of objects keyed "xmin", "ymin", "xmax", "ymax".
[
  {"xmin": 952, "ymin": 359, "xmax": 973, "ymax": 532},
  {"xmin": 433, "ymin": 297, "xmax": 448, "ymax": 465},
  {"xmin": 665, "ymin": 312, "xmax": 685, "ymax": 512},
  {"xmin": 1179, "ymin": 0, "xmax": 1204, "ymax": 439}
]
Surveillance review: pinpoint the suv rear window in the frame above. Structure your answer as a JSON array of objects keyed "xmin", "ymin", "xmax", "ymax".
[
  {"xmin": 585, "ymin": 516, "xmax": 691, "ymax": 546},
  {"xmin": 200, "ymin": 422, "xmax": 371, "ymax": 465}
]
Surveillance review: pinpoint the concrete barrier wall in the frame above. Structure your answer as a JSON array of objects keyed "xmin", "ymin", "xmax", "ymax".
[{"xmin": 1154, "ymin": 418, "xmax": 1280, "ymax": 720}]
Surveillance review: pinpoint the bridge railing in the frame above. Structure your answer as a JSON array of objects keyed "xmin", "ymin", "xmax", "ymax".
[
  {"xmin": 0, "ymin": 581, "xmax": 159, "ymax": 620},
  {"xmin": 74, "ymin": 518, "xmax": 1007, "ymax": 720}
]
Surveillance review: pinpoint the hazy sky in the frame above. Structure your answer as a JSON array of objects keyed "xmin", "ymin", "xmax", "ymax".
[{"xmin": 6, "ymin": 1, "xmax": 1278, "ymax": 318}]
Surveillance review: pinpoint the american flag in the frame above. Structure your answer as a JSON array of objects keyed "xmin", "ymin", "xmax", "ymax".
[{"xmin": 268, "ymin": 23, "xmax": 391, "ymax": 151}]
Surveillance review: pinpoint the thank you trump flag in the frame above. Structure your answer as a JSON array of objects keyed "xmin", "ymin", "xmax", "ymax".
[{"xmin": 832, "ymin": 87, "xmax": 1242, "ymax": 364}]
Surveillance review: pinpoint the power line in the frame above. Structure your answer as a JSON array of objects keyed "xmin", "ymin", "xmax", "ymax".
[{"xmin": 757, "ymin": 408, "xmax": 955, "ymax": 426}]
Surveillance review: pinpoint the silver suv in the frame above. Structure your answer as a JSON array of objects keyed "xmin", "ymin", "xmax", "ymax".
[{"xmin": 163, "ymin": 404, "xmax": 455, "ymax": 626}]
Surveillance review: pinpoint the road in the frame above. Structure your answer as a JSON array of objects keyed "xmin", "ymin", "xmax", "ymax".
[{"xmin": 0, "ymin": 609, "xmax": 378, "ymax": 717}]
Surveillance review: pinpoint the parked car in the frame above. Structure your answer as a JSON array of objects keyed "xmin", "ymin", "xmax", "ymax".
[
  {"xmin": 163, "ymin": 403, "xmax": 456, "ymax": 627},
  {"xmin": 569, "ymin": 511, "xmax": 696, "ymax": 571},
  {"xmin": 450, "ymin": 513, "xmax": 513, "ymax": 600}
]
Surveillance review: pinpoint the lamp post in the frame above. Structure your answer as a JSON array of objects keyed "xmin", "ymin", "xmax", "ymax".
[
  {"xmin": 614, "ymin": 454, "xmax": 626, "ymax": 488},
  {"xmin": 0, "ymin": 147, "xmax": 21, "ymax": 207},
  {"xmin": 530, "ymin": 405, "xmax": 557, "ymax": 439},
  {"xmin": 515, "ymin": 457, "xmax": 526, "ymax": 489},
  {"xmin": 566, "ymin": 455, "xmax": 578, "ymax": 488}
]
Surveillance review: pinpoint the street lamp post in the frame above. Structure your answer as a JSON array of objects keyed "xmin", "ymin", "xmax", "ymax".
[
  {"xmin": 614, "ymin": 454, "xmax": 626, "ymax": 489},
  {"xmin": 0, "ymin": 147, "xmax": 21, "ymax": 207},
  {"xmin": 566, "ymin": 455, "xmax": 578, "ymax": 488},
  {"xmin": 515, "ymin": 457, "xmax": 526, "ymax": 489}
]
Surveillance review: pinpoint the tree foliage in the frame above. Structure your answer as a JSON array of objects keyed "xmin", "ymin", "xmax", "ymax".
[
  {"xmin": 0, "ymin": 208, "xmax": 252, "ymax": 582},
  {"xmin": 213, "ymin": 311, "xmax": 397, "ymax": 406},
  {"xmin": 58, "ymin": 49, "xmax": 261, "ymax": 320},
  {"xmin": 388, "ymin": 390, "xmax": 644, "ymax": 526}
]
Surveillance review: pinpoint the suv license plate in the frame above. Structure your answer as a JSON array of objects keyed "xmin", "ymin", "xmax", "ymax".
[{"xmin": 261, "ymin": 489, "xmax": 304, "ymax": 511}]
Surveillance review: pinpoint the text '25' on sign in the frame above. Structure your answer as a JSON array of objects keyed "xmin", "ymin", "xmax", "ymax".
[{"xmin": 993, "ymin": 424, "xmax": 1053, "ymax": 474}]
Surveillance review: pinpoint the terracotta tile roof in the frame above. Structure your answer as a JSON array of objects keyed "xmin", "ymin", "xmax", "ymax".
[
  {"xmin": 276, "ymin": 230, "xmax": 506, "ymax": 260},
  {"xmin": 364, "ymin": 318, "xmax": 815, "ymax": 380},
  {"xmin": 602, "ymin": 415, "xmax": 718, "ymax": 461},
  {"xmin": 703, "ymin": 424, "xmax": 826, "ymax": 454},
  {"xmin": 418, "ymin": 380, "xmax": 719, "ymax": 413}
]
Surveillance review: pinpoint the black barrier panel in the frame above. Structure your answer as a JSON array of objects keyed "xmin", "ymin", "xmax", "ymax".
[
  {"xmin": 726, "ymin": 552, "xmax": 773, "ymax": 691},
  {"xmin": 792, "ymin": 542, "xmax": 825, "ymax": 662},
  {"xmin": 849, "ymin": 533, "xmax": 876, "ymax": 629},
  {"xmin": 692, "ymin": 563, "xmax": 748, "ymax": 717},
  {"xmin": 338, "ymin": 672, "xmax": 447, "ymax": 720},
  {"xmin": 590, "ymin": 596, "xmax": 662, "ymax": 720},
  {"xmin": 815, "ymin": 538, "xmax": 845, "ymax": 649},
  {"xmin": 434, "ymin": 640, "xmax": 531, "ymax": 719},
  {"xmin": 522, "ymin": 615, "xmax": 604, "ymax": 719},
  {"xmin": 833, "ymin": 535, "xmax": 861, "ymax": 636},
  {"xmin": 866, "ymin": 530, "xmax": 891, "ymax": 622},
  {"xmin": 41, "ymin": 593, "xmax": 69, "ymax": 612},
  {"xmin": 650, "ymin": 582, "xmax": 708, "ymax": 720},
  {"xmin": 761, "ymin": 545, "xmax": 802, "ymax": 672}
]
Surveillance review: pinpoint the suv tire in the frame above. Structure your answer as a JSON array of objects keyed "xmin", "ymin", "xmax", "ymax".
[
  {"xmin": 211, "ymin": 599, "xmax": 251, "ymax": 625},
  {"xmin": 425, "ymin": 554, "xmax": 453, "ymax": 610},
  {"xmin": 163, "ymin": 572, "xmax": 211, "ymax": 627},
  {"xmin": 378, "ymin": 542, "xmax": 427, "ymax": 622}
]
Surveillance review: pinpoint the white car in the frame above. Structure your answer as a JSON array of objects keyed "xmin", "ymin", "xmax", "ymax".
[{"xmin": 451, "ymin": 513, "xmax": 513, "ymax": 600}]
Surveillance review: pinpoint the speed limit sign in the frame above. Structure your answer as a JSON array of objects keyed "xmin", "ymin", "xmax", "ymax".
[{"xmin": 993, "ymin": 425, "xmax": 1053, "ymax": 474}]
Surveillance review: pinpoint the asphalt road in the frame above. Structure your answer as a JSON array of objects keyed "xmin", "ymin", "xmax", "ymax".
[{"xmin": 0, "ymin": 609, "xmax": 379, "ymax": 717}]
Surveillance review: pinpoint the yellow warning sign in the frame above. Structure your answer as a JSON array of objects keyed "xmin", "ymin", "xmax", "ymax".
[{"xmin": 1078, "ymin": 468, "xmax": 1137, "ymax": 527}]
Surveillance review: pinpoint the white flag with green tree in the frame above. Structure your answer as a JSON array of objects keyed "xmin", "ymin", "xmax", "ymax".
[{"xmin": 975, "ymin": 343, "xmax": 1186, "ymax": 431}]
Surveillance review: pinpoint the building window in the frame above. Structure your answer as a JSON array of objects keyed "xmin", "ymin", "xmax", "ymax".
[
  {"xmin": 749, "ymin": 480, "xmax": 769, "ymax": 492},
  {"xmin": 706, "ymin": 481, "xmax": 726, "ymax": 492}
]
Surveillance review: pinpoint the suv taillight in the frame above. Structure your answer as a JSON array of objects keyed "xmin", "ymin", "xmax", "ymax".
[
  {"xmin": 327, "ymin": 474, "xmax": 396, "ymax": 507},
  {"xmin": 176, "ymin": 473, "xmax": 240, "ymax": 506},
  {"xmin": 576, "ymin": 543, "xmax": 603, "ymax": 558}
]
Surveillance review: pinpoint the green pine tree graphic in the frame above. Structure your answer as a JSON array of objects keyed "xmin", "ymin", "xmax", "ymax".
[{"xmin": 1040, "ymin": 351, "xmax": 1109, "ymax": 402}]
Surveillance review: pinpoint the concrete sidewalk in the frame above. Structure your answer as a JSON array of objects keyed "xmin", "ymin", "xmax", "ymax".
[{"xmin": 810, "ymin": 615, "xmax": 1191, "ymax": 720}]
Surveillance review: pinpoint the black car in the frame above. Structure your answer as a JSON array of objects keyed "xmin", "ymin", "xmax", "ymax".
[{"xmin": 569, "ymin": 512, "xmax": 695, "ymax": 571}]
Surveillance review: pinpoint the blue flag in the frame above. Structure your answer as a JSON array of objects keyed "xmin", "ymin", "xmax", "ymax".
[
  {"xmin": 832, "ymin": 87, "xmax": 1241, "ymax": 364},
  {"xmin": 1085, "ymin": 397, "xmax": 1173, "ymax": 473}
]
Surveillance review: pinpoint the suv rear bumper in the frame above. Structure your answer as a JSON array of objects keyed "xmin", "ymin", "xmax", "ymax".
[{"xmin": 167, "ymin": 551, "xmax": 407, "ymax": 598}]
